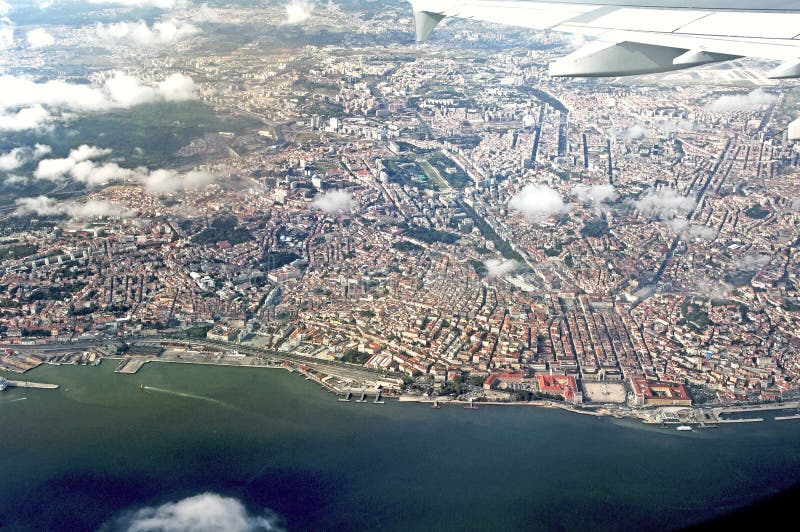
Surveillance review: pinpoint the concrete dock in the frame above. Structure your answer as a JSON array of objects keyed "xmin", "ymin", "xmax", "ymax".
[
  {"xmin": 114, "ymin": 358, "xmax": 147, "ymax": 374},
  {"xmin": 6, "ymin": 380, "xmax": 59, "ymax": 389},
  {"xmin": 718, "ymin": 417, "xmax": 764, "ymax": 423}
]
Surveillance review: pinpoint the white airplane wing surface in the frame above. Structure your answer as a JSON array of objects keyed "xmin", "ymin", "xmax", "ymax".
[{"xmin": 411, "ymin": 0, "xmax": 800, "ymax": 78}]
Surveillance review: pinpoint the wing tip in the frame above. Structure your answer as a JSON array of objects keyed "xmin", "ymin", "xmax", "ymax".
[{"xmin": 414, "ymin": 10, "xmax": 445, "ymax": 42}]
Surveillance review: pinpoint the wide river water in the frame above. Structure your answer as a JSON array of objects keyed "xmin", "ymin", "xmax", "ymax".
[{"xmin": 2, "ymin": 361, "xmax": 800, "ymax": 531}]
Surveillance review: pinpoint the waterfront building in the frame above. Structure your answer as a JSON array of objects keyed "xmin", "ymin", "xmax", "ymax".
[{"xmin": 630, "ymin": 378, "xmax": 692, "ymax": 407}]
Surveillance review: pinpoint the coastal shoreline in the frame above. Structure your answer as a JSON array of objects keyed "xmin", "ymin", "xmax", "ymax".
[{"xmin": 7, "ymin": 353, "xmax": 799, "ymax": 428}]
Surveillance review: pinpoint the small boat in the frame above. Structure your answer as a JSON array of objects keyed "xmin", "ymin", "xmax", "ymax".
[
  {"xmin": 676, "ymin": 425, "xmax": 693, "ymax": 431},
  {"xmin": 431, "ymin": 399, "xmax": 441, "ymax": 409}
]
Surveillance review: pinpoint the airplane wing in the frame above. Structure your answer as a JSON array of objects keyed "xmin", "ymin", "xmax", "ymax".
[{"xmin": 411, "ymin": 0, "xmax": 800, "ymax": 78}]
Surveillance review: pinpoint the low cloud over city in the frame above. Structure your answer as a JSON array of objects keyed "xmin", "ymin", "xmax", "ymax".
[
  {"xmin": 706, "ymin": 89, "xmax": 778, "ymax": 112},
  {"xmin": 284, "ymin": 0, "xmax": 314, "ymax": 24},
  {"xmin": 0, "ymin": 72, "xmax": 197, "ymax": 131},
  {"xmin": 312, "ymin": 189, "xmax": 353, "ymax": 213},
  {"xmin": 509, "ymin": 184, "xmax": 569, "ymax": 221},
  {"xmin": 96, "ymin": 19, "xmax": 200, "ymax": 47},
  {"xmin": 634, "ymin": 187, "xmax": 695, "ymax": 219}
]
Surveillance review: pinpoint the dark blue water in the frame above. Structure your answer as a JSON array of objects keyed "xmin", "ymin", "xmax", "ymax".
[{"xmin": 2, "ymin": 361, "xmax": 800, "ymax": 531}]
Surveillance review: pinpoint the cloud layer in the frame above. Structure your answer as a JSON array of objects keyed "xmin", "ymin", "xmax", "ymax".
[
  {"xmin": 26, "ymin": 28, "xmax": 54, "ymax": 48},
  {"xmin": 193, "ymin": 4, "xmax": 225, "ymax": 23},
  {"xmin": 706, "ymin": 89, "xmax": 778, "ymax": 113},
  {"xmin": 634, "ymin": 188, "xmax": 695, "ymax": 219},
  {"xmin": 484, "ymin": 258, "xmax": 521, "ymax": 278},
  {"xmin": 509, "ymin": 184, "xmax": 569, "ymax": 221},
  {"xmin": 114, "ymin": 493, "xmax": 284, "ymax": 532},
  {"xmin": 0, "ymin": 24, "xmax": 12, "ymax": 50},
  {"xmin": 0, "ymin": 72, "xmax": 197, "ymax": 131},
  {"xmin": 141, "ymin": 169, "xmax": 215, "ymax": 194},
  {"xmin": 15, "ymin": 196, "xmax": 131, "ymax": 219},
  {"xmin": 668, "ymin": 218, "xmax": 716, "ymax": 241},
  {"xmin": 88, "ymin": 0, "xmax": 188, "ymax": 8},
  {"xmin": 312, "ymin": 190, "xmax": 353, "ymax": 213},
  {"xmin": 737, "ymin": 255, "xmax": 770, "ymax": 271},
  {"xmin": 572, "ymin": 184, "xmax": 617, "ymax": 207},
  {"xmin": 0, "ymin": 144, "xmax": 51, "ymax": 172},
  {"xmin": 96, "ymin": 20, "xmax": 199, "ymax": 47},
  {"xmin": 284, "ymin": 0, "xmax": 313, "ymax": 24},
  {"xmin": 31, "ymin": 144, "xmax": 216, "ymax": 192}
]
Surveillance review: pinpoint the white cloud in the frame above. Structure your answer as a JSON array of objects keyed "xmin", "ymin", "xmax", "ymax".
[
  {"xmin": 96, "ymin": 19, "xmax": 199, "ymax": 47},
  {"xmin": 564, "ymin": 33, "xmax": 585, "ymax": 51},
  {"xmin": 706, "ymin": 89, "xmax": 778, "ymax": 113},
  {"xmin": 634, "ymin": 187, "xmax": 695, "ymax": 219},
  {"xmin": 153, "ymin": 73, "xmax": 197, "ymax": 101},
  {"xmin": 87, "ymin": 0, "xmax": 188, "ymax": 9},
  {"xmin": 142, "ymin": 169, "xmax": 215, "ymax": 194},
  {"xmin": 35, "ymin": 157, "xmax": 80, "ymax": 181},
  {"xmin": 688, "ymin": 224, "xmax": 716, "ymax": 241},
  {"xmin": 14, "ymin": 195, "xmax": 61, "ymax": 216},
  {"xmin": 737, "ymin": 255, "xmax": 770, "ymax": 271},
  {"xmin": 72, "ymin": 145, "xmax": 113, "ymax": 162},
  {"xmin": 26, "ymin": 28, "xmax": 55, "ymax": 48},
  {"xmin": 104, "ymin": 72, "xmax": 197, "ymax": 107},
  {"xmin": 34, "ymin": 145, "xmax": 142, "ymax": 186},
  {"xmin": 694, "ymin": 279, "xmax": 732, "ymax": 300},
  {"xmin": 572, "ymin": 184, "xmax": 617, "ymax": 206},
  {"xmin": 0, "ymin": 1, "xmax": 10, "ymax": 16},
  {"xmin": 0, "ymin": 144, "xmax": 51, "ymax": 172},
  {"xmin": 625, "ymin": 124, "xmax": 649, "ymax": 139},
  {"xmin": 0, "ymin": 72, "xmax": 197, "ymax": 131},
  {"xmin": 0, "ymin": 25, "xmax": 13, "ymax": 50},
  {"xmin": 193, "ymin": 4, "xmax": 225, "ymax": 23},
  {"xmin": 509, "ymin": 183, "xmax": 569, "ymax": 221},
  {"xmin": 116, "ymin": 493, "xmax": 284, "ymax": 532},
  {"xmin": 32, "ymin": 144, "xmax": 215, "ymax": 191},
  {"xmin": 0, "ymin": 76, "xmax": 107, "ymax": 112},
  {"xmin": 0, "ymin": 148, "xmax": 27, "ymax": 172},
  {"xmin": 668, "ymin": 217, "xmax": 688, "ymax": 233},
  {"xmin": 33, "ymin": 143, "xmax": 51, "ymax": 158},
  {"xmin": 63, "ymin": 199, "xmax": 130, "ymax": 219},
  {"xmin": 72, "ymin": 161, "xmax": 140, "ymax": 187},
  {"xmin": 484, "ymin": 258, "xmax": 521, "ymax": 278},
  {"xmin": 14, "ymin": 196, "xmax": 130, "ymax": 219},
  {"xmin": 284, "ymin": 0, "xmax": 313, "ymax": 25},
  {"xmin": 0, "ymin": 105, "xmax": 51, "ymax": 131},
  {"xmin": 657, "ymin": 118, "xmax": 695, "ymax": 134},
  {"xmin": 35, "ymin": 145, "xmax": 111, "ymax": 180},
  {"xmin": 312, "ymin": 189, "xmax": 353, "ymax": 213},
  {"xmin": 668, "ymin": 218, "xmax": 715, "ymax": 241}
]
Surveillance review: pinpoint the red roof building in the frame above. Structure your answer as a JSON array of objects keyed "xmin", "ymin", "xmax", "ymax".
[
  {"xmin": 536, "ymin": 375, "xmax": 582, "ymax": 404},
  {"xmin": 630, "ymin": 377, "xmax": 692, "ymax": 406}
]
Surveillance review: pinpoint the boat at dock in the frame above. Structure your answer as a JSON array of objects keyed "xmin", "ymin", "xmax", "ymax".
[
  {"xmin": 431, "ymin": 399, "xmax": 441, "ymax": 409},
  {"xmin": 338, "ymin": 392, "xmax": 352, "ymax": 402},
  {"xmin": 464, "ymin": 398, "xmax": 479, "ymax": 410},
  {"xmin": 0, "ymin": 377, "xmax": 7, "ymax": 392},
  {"xmin": 676, "ymin": 425, "xmax": 693, "ymax": 431}
]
